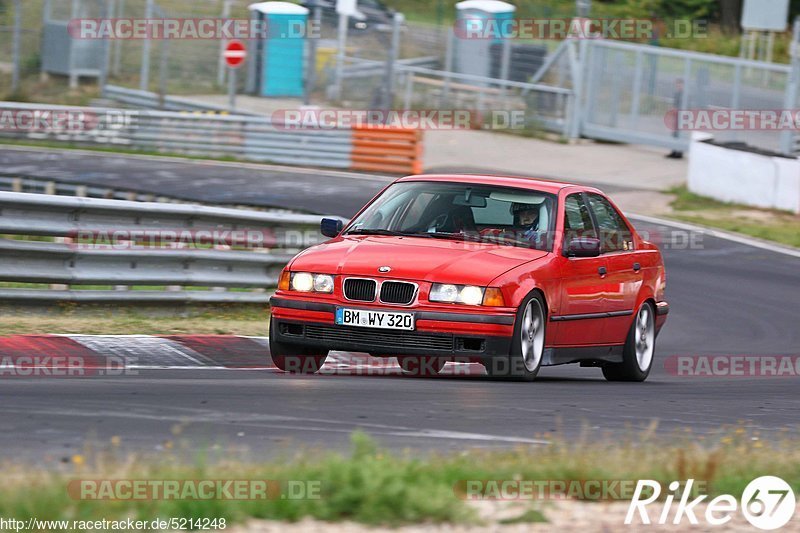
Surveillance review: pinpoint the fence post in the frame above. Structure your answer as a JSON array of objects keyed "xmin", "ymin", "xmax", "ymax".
[
  {"xmin": 499, "ymin": 37, "xmax": 511, "ymax": 100},
  {"xmin": 140, "ymin": 0, "xmax": 154, "ymax": 91},
  {"xmin": 99, "ymin": 0, "xmax": 111, "ymax": 89},
  {"xmin": 382, "ymin": 12, "xmax": 404, "ymax": 109},
  {"xmin": 217, "ymin": 0, "xmax": 232, "ymax": 87},
  {"xmin": 679, "ymin": 58, "xmax": 692, "ymax": 148},
  {"xmin": 442, "ymin": 27, "xmax": 454, "ymax": 106},
  {"xmin": 333, "ymin": 12, "xmax": 350, "ymax": 101},
  {"xmin": 780, "ymin": 17, "xmax": 800, "ymax": 155},
  {"xmin": 629, "ymin": 49, "xmax": 643, "ymax": 129},
  {"xmin": 11, "ymin": 0, "xmax": 22, "ymax": 93},
  {"xmin": 111, "ymin": 0, "xmax": 125, "ymax": 76},
  {"xmin": 731, "ymin": 63, "xmax": 742, "ymax": 142},
  {"xmin": 68, "ymin": 0, "xmax": 80, "ymax": 89},
  {"xmin": 404, "ymin": 72, "xmax": 414, "ymax": 109},
  {"xmin": 567, "ymin": 39, "xmax": 586, "ymax": 141},
  {"xmin": 304, "ymin": 0, "xmax": 323, "ymax": 105}
]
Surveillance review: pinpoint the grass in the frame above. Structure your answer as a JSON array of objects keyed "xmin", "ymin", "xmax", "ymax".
[
  {"xmin": 667, "ymin": 185, "xmax": 800, "ymax": 248},
  {"xmin": 0, "ymin": 428, "xmax": 798, "ymax": 529},
  {"xmin": 0, "ymin": 306, "xmax": 270, "ymax": 336}
]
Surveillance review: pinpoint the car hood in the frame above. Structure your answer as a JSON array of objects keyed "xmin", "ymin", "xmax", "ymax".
[{"xmin": 289, "ymin": 236, "xmax": 549, "ymax": 285}]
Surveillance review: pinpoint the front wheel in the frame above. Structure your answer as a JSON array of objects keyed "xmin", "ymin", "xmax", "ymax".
[
  {"xmin": 602, "ymin": 301, "xmax": 655, "ymax": 382},
  {"xmin": 269, "ymin": 317, "xmax": 328, "ymax": 374},
  {"xmin": 483, "ymin": 293, "xmax": 545, "ymax": 382}
]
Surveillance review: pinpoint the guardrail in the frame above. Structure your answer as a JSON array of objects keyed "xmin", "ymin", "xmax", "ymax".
[
  {"xmin": 0, "ymin": 101, "xmax": 426, "ymax": 173},
  {"xmin": 102, "ymin": 85, "xmax": 258, "ymax": 115},
  {"xmin": 0, "ymin": 192, "xmax": 341, "ymax": 303}
]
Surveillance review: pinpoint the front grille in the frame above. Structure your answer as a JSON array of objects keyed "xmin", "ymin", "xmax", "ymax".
[
  {"xmin": 305, "ymin": 325, "xmax": 454, "ymax": 352},
  {"xmin": 379, "ymin": 281, "xmax": 416, "ymax": 305},
  {"xmin": 344, "ymin": 278, "xmax": 376, "ymax": 302}
]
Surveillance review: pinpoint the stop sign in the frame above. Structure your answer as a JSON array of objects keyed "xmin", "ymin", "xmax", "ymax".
[{"xmin": 224, "ymin": 40, "xmax": 247, "ymax": 68}]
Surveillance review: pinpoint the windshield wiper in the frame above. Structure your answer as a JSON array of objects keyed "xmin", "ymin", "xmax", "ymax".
[
  {"xmin": 405, "ymin": 232, "xmax": 484, "ymax": 242},
  {"xmin": 344, "ymin": 229, "xmax": 408, "ymax": 236}
]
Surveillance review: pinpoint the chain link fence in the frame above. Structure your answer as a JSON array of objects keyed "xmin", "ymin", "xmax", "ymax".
[
  {"xmin": 4, "ymin": 1, "xmax": 800, "ymax": 155},
  {"xmin": 578, "ymin": 39, "xmax": 793, "ymax": 153}
]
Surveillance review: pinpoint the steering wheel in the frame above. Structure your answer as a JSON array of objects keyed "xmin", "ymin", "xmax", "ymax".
[{"xmin": 427, "ymin": 213, "xmax": 449, "ymax": 232}]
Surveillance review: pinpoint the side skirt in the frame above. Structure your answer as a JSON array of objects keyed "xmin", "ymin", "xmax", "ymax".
[{"xmin": 542, "ymin": 345, "xmax": 624, "ymax": 366}]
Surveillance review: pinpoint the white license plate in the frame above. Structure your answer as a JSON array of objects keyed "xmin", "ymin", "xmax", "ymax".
[{"xmin": 335, "ymin": 307, "xmax": 415, "ymax": 331}]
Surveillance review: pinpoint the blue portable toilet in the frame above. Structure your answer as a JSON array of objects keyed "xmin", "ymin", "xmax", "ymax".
[
  {"xmin": 454, "ymin": 0, "xmax": 516, "ymax": 80},
  {"xmin": 248, "ymin": 2, "xmax": 309, "ymax": 97}
]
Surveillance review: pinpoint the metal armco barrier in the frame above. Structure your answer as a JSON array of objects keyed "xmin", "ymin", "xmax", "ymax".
[
  {"xmin": 351, "ymin": 126, "xmax": 424, "ymax": 175},
  {"xmin": 0, "ymin": 192, "xmax": 342, "ymax": 303},
  {"xmin": 102, "ymin": 85, "xmax": 253, "ymax": 114},
  {"xmin": 0, "ymin": 101, "xmax": 423, "ymax": 173}
]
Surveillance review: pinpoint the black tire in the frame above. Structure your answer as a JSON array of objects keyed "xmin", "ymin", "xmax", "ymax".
[
  {"xmin": 602, "ymin": 301, "xmax": 655, "ymax": 382},
  {"xmin": 268, "ymin": 317, "xmax": 328, "ymax": 374},
  {"xmin": 483, "ymin": 292, "xmax": 546, "ymax": 382},
  {"xmin": 399, "ymin": 356, "xmax": 446, "ymax": 376}
]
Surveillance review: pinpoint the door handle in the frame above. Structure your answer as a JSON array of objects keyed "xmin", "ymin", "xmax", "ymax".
[
  {"xmin": 633, "ymin": 262, "xmax": 641, "ymax": 272},
  {"xmin": 598, "ymin": 266, "xmax": 607, "ymax": 276}
]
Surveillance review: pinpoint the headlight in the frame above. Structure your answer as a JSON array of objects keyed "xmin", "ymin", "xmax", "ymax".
[
  {"xmin": 430, "ymin": 283, "xmax": 485, "ymax": 305},
  {"xmin": 291, "ymin": 272, "xmax": 314, "ymax": 292},
  {"xmin": 313, "ymin": 274, "xmax": 334, "ymax": 293},
  {"xmin": 290, "ymin": 272, "xmax": 334, "ymax": 293},
  {"xmin": 459, "ymin": 286, "xmax": 484, "ymax": 306}
]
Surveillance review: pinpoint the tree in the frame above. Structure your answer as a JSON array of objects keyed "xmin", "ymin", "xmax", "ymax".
[{"xmin": 719, "ymin": 0, "xmax": 742, "ymax": 33}]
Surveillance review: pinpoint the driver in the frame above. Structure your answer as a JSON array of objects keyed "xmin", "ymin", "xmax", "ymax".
[
  {"xmin": 512, "ymin": 203, "xmax": 541, "ymax": 241},
  {"xmin": 479, "ymin": 202, "xmax": 542, "ymax": 246}
]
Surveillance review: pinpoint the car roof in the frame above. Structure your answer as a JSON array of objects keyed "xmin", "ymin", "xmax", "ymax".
[{"xmin": 396, "ymin": 174, "xmax": 603, "ymax": 195}]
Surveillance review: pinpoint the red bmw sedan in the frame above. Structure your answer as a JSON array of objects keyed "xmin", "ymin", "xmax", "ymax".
[{"xmin": 269, "ymin": 175, "xmax": 669, "ymax": 381}]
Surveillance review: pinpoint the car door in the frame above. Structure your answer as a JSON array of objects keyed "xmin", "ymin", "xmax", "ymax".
[
  {"xmin": 553, "ymin": 193, "xmax": 608, "ymax": 347},
  {"xmin": 585, "ymin": 193, "xmax": 641, "ymax": 344}
]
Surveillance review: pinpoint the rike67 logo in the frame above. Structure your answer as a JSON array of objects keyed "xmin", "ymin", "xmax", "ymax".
[{"xmin": 626, "ymin": 476, "xmax": 796, "ymax": 530}]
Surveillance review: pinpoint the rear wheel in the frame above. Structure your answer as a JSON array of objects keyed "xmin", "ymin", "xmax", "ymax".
[
  {"xmin": 399, "ymin": 356, "xmax": 446, "ymax": 376},
  {"xmin": 602, "ymin": 301, "xmax": 655, "ymax": 382},
  {"xmin": 269, "ymin": 317, "xmax": 328, "ymax": 374},
  {"xmin": 483, "ymin": 293, "xmax": 545, "ymax": 382}
]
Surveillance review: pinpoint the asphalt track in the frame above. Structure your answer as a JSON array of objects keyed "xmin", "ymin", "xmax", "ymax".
[{"xmin": 1, "ymin": 147, "xmax": 799, "ymax": 462}]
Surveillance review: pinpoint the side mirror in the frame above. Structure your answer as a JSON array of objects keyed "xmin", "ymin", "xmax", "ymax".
[
  {"xmin": 565, "ymin": 237, "xmax": 601, "ymax": 258},
  {"xmin": 320, "ymin": 218, "xmax": 343, "ymax": 238}
]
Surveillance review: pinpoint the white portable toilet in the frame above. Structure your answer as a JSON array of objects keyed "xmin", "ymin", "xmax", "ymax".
[{"xmin": 454, "ymin": 0, "xmax": 516, "ymax": 80}]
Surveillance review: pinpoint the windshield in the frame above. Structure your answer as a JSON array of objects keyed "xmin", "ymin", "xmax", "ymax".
[{"xmin": 344, "ymin": 181, "xmax": 557, "ymax": 251}]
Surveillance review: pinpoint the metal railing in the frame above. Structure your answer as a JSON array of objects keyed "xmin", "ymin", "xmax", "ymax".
[
  {"xmin": 339, "ymin": 57, "xmax": 574, "ymax": 138},
  {"xmin": 102, "ymin": 85, "xmax": 256, "ymax": 114},
  {"xmin": 0, "ymin": 191, "xmax": 341, "ymax": 303},
  {"xmin": 0, "ymin": 101, "xmax": 353, "ymax": 169}
]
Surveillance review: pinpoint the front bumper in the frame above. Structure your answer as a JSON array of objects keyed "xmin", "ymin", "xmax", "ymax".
[
  {"xmin": 655, "ymin": 301, "xmax": 669, "ymax": 335},
  {"xmin": 270, "ymin": 296, "xmax": 514, "ymax": 358}
]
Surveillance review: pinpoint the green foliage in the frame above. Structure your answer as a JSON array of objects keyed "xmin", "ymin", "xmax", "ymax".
[{"xmin": 1, "ymin": 428, "xmax": 799, "ymax": 529}]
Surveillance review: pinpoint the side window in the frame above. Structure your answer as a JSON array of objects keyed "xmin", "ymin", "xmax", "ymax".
[
  {"xmin": 563, "ymin": 194, "xmax": 597, "ymax": 243},
  {"xmin": 586, "ymin": 193, "xmax": 634, "ymax": 253}
]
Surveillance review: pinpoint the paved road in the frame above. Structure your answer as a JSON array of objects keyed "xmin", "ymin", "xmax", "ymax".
[
  {"xmin": 0, "ymin": 146, "xmax": 798, "ymax": 461},
  {"xmin": 1, "ymin": 219, "xmax": 798, "ymax": 463},
  {"xmin": 0, "ymin": 146, "xmax": 392, "ymax": 217}
]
